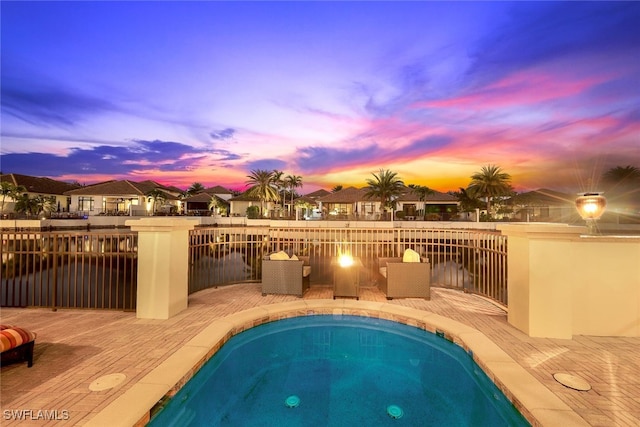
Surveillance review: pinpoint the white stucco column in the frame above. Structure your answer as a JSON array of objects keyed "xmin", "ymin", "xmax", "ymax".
[
  {"xmin": 126, "ymin": 218, "xmax": 199, "ymax": 319},
  {"xmin": 498, "ymin": 223, "xmax": 640, "ymax": 339}
]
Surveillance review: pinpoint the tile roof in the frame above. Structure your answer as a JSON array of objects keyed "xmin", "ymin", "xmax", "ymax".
[
  {"xmin": 203, "ymin": 185, "xmax": 234, "ymax": 195},
  {"xmin": 293, "ymin": 195, "xmax": 320, "ymax": 205},
  {"xmin": 316, "ymin": 187, "xmax": 371, "ymax": 203},
  {"xmin": 63, "ymin": 180, "xmax": 179, "ymax": 199},
  {"xmin": 134, "ymin": 180, "xmax": 180, "ymax": 195},
  {"xmin": 184, "ymin": 193, "xmax": 229, "ymax": 205},
  {"xmin": 303, "ymin": 189, "xmax": 330, "ymax": 199},
  {"xmin": 397, "ymin": 188, "xmax": 458, "ymax": 202},
  {"xmin": 1, "ymin": 173, "xmax": 81, "ymax": 195},
  {"xmin": 510, "ymin": 188, "xmax": 575, "ymax": 206},
  {"xmin": 316, "ymin": 186, "xmax": 458, "ymax": 204},
  {"xmin": 229, "ymin": 191, "xmax": 261, "ymax": 202},
  {"xmin": 64, "ymin": 180, "xmax": 144, "ymax": 196}
]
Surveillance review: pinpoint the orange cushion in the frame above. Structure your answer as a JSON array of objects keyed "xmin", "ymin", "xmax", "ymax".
[{"xmin": 0, "ymin": 325, "xmax": 37, "ymax": 352}]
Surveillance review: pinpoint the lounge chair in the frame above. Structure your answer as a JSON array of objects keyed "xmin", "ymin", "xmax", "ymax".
[
  {"xmin": 261, "ymin": 251, "xmax": 311, "ymax": 297},
  {"xmin": 378, "ymin": 250, "xmax": 430, "ymax": 300}
]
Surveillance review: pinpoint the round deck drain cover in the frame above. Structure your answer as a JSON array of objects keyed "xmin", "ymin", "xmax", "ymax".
[
  {"xmin": 89, "ymin": 373, "xmax": 126, "ymax": 391},
  {"xmin": 553, "ymin": 373, "xmax": 591, "ymax": 391},
  {"xmin": 387, "ymin": 404, "xmax": 404, "ymax": 419},
  {"xmin": 285, "ymin": 395, "xmax": 300, "ymax": 408}
]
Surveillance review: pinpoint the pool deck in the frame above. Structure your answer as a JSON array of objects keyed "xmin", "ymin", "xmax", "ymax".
[{"xmin": 2, "ymin": 284, "xmax": 639, "ymax": 426}]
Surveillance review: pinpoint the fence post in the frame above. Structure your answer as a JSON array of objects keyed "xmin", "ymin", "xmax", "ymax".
[
  {"xmin": 126, "ymin": 218, "xmax": 199, "ymax": 319},
  {"xmin": 51, "ymin": 235, "xmax": 58, "ymax": 311}
]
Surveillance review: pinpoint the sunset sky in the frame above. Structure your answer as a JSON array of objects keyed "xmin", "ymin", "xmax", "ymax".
[{"xmin": 1, "ymin": 1, "xmax": 639, "ymax": 194}]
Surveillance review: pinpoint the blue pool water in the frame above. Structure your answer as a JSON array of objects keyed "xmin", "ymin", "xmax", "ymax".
[{"xmin": 148, "ymin": 315, "xmax": 530, "ymax": 426}]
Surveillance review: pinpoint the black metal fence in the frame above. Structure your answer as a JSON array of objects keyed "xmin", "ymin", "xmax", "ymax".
[
  {"xmin": 1, "ymin": 231, "xmax": 137, "ymax": 310},
  {"xmin": 189, "ymin": 226, "xmax": 508, "ymax": 306},
  {"xmin": 1, "ymin": 226, "xmax": 508, "ymax": 310}
]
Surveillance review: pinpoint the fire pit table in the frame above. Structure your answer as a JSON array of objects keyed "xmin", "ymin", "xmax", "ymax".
[{"xmin": 331, "ymin": 256, "xmax": 363, "ymax": 300}]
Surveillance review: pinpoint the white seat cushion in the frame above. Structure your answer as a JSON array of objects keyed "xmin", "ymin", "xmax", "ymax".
[
  {"xmin": 379, "ymin": 267, "xmax": 388, "ymax": 278},
  {"xmin": 303, "ymin": 266, "xmax": 311, "ymax": 277},
  {"xmin": 269, "ymin": 251, "xmax": 290, "ymax": 260},
  {"xmin": 403, "ymin": 248, "xmax": 420, "ymax": 263}
]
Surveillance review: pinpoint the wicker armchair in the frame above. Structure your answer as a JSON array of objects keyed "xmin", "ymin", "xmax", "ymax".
[
  {"xmin": 261, "ymin": 254, "xmax": 311, "ymax": 297},
  {"xmin": 378, "ymin": 257, "xmax": 430, "ymax": 300}
]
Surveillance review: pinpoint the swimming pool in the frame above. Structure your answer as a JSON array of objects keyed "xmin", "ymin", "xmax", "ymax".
[{"xmin": 148, "ymin": 315, "xmax": 529, "ymax": 426}]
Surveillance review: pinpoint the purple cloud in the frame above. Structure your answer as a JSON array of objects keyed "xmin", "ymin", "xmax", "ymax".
[
  {"xmin": 1, "ymin": 140, "xmax": 209, "ymax": 177},
  {"xmin": 210, "ymin": 128, "xmax": 236, "ymax": 140},
  {"xmin": 1, "ymin": 78, "xmax": 117, "ymax": 127}
]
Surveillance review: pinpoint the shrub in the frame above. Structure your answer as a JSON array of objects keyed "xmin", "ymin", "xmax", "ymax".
[{"xmin": 246, "ymin": 205, "xmax": 260, "ymax": 219}]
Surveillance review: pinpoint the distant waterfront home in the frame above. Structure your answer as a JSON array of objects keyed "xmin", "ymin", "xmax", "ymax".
[
  {"xmin": 293, "ymin": 189, "xmax": 330, "ymax": 219},
  {"xmin": 228, "ymin": 192, "xmax": 277, "ymax": 217},
  {"xmin": 316, "ymin": 187, "xmax": 376, "ymax": 219},
  {"xmin": 508, "ymin": 189, "xmax": 577, "ymax": 223},
  {"xmin": 64, "ymin": 180, "xmax": 182, "ymax": 216},
  {"xmin": 229, "ymin": 188, "xmax": 331, "ymax": 219},
  {"xmin": 183, "ymin": 186, "xmax": 234, "ymax": 216},
  {"xmin": 396, "ymin": 188, "xmax": 460, "ymax": 220},
  {"xmin": 316, "ymin": 186, "xmax": 460, "ymax": 220},
  {"xmin": 1, "ymin": 173, "xmax": 81, "ymax": 217}
]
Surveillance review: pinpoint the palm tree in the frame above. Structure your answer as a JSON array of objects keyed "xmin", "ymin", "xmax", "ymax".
[
  {"xmin": 272, "ymin": 170, "xmax": 285, "ymax": 215},
  {"xmin": 451, "ymin": 188, "xmax": 484, "ymax": 213},
  {"xmin": 208, "ymin": 196, "xmax": 222, "ymax": 216},
  {"xmin": 603, "ymin": 165, "xmax": 640, "ymax": 184},
  {"xmin": 285, "ymin": 174, "xmax": 303, "ymax": 215},
  {"xmin": 1, "ymin": 181, "xmax": 26, "ymax": 214},
  {"xmin": 331, "ymin": 185, "xmax": 343, "ymax": 193},
  {"xmin": 246, "ymin": 169, "xmax": 280, "ymax": 217},
  {"xmin": 602, "ymin": 165, "xmax": 640, "ymax": 194},
  {"xmin": 14, "ymin": 194, "xmax": 40, "ymax": 216},
  {"xmin": 1, "ymin": 181, "xmax": 12, "ymax": 213},
  {"xmin": 146, "ymin": 189, "xmax": 167, "ymax": 215},
  {"xmin": 295, "ymin": 199, "xmax": 314, "ymax": 219},
  {"xmin": 187, "ymin": 182, "xmax": 205, "ymax": 195},
  {"xmin": 272, "ymin": 170, "xmax": 285, "ymax": 188},
  {"xmin": 35, "ymin": 195, "xmax": 56, "ymax": 217},
  {"xmin": 408, "ymin": 184, "xmax": 435, "ymax": 201},
  {"xmin": 601, "ymin": 165, "xmax": 640, "ymax": 212},
  {"xmin": 364, "ymin": 169, "xmax": 405, "ymax": 219},
  {"xmin": 178, "ymin": 190, "xmax": 191, "ymax": 214},
  {"xmin": 467, "ymin": 165, "xmax": 512, "ymax": 216},
  {"xmin": 408, "ymin": 184, "xmax": 435, "ymax": 219}
]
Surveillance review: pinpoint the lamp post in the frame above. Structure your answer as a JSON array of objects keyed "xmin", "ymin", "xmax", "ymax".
[{"xmin": 575, "ymin": 192, "xmax": 606, "ymax": 234}]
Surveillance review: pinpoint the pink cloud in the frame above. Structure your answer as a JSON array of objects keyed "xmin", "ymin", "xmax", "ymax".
[{"xmin": 419, "ymin": 68, "xmax": 609, "ymax": 111}]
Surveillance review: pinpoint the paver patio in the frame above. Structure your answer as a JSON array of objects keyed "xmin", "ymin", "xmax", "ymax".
[{"xmin": 1, "ymin": 284, "xmax": 639, "ymax": 426}]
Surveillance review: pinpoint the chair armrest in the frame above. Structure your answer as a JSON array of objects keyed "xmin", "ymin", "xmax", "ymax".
[
  {"xmin": 378, "ymin": 257, "xmax": 402, "ymax": 268},
  {"xmin": 297, "ymin": 256, "xmax": 310, "ymax": 266}
]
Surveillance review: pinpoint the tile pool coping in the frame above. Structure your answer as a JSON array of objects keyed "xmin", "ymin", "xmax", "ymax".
[{"xmin": 84, "ymin": 299, "xmax": 588, "ymax": 427}]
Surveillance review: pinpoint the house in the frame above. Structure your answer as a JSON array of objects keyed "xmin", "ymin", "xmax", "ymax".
[
  {"xmin": 228, "ymin": 192, "xmax": 277, "ymax": 217},
  {"xmin": 508, "ymin": 189, "xmax": 577, "ymax": 223},
  {"xmin": 201, "ymin": 185, "xmax": 234, "ymax": 201},
  {"xmin": 183, "ymin": 186, "xmax": 234, "ymax": 216},
  {"xmin": 1, "ymin": 173, "xmax": 81, "ymax": 217},
  {"xmin": 316, "ymin": 187, "xmax": 379, "ymax": 219},
  {"xmin": 316, "ymin": 186, "xmax": 460, "ymax": 220},
  {"xmin": 293, "ymin": 189, "xmax": 330, "ymax": 219},
  {"xmin": 600, "ymin": 184, "xmax": 640, "ymax": 224},
  {"xmin": 64, "ymin": 180, "xmax": 182, "ymax": 216},
  {"xmin": 509, "ymin": 187, "xmax": 640, "ymax": 224},
  {"xmin": 396, "ymin": 188, "xmax": 459, "ymax": 220}
]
